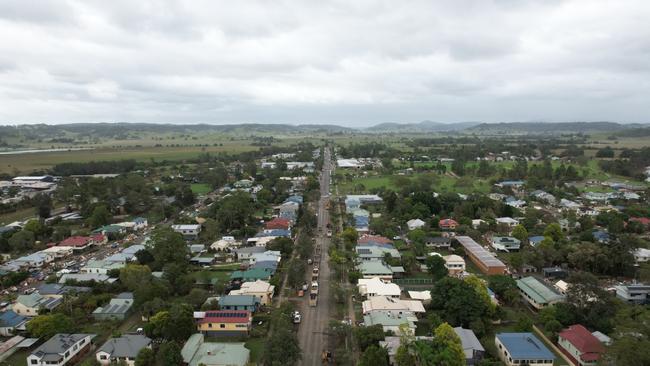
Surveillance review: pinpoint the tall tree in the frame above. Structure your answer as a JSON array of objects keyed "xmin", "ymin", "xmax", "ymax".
[{"xmin": 425, "ymin": 255, "xmax": 448, "ymax": 281}]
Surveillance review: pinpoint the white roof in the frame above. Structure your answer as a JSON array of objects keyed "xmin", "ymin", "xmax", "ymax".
[
  {"xmin": 443, "ymin": 254, "xmax": 465, "ymax": 264},
  {"xmin": 358, "ymin": 277, "xmax": 401, "ymax": 297},
  {"xmin": 555, "ymin": 280, "xmax": 569, "ymax": 292},
  {"xmin": 496, "ymin": 217, "xmax": 518, "ymax": 223},
  {"xmin": 172, "ymin": 224, "xmax": 201, "ymax": 230},
  {"xmin": 236, "ymin": 280, "xmax": 274, "ymax": 293},
  {"xmin": 407, "ymin": 290, "xmax": 432, "ymax": 302},
  {"xmin": 362, "ymin": 296, "xmax": 426, "ymax": 314}
]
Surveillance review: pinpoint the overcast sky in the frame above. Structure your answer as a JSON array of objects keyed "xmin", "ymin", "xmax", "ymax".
[{"xmin": 1, "ymin": 0, "xmax": 649, "ymax": 126}]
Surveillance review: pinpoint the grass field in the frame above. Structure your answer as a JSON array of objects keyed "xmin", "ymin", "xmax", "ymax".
[
  {"xmin": 0, "ymin": 144, "xmax": 259, "ymax": 175},
  {"xmin": 338, "ymin": 172, "xmax": 492, "ymax": 195},
  {"xmin": 190, "ymin": 183, "xmax": 212, "ymax": 195}
]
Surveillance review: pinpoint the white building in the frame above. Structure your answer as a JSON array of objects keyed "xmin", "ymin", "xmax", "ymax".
[
  {"xmin": 634, "ymin": 248, "xmax": 650, "ymax": 263},
  {"xmin": 406, "ymin": 219, "xmax": 426, "ymax": 231},
  {"xmin": 357, "ymin": 277, "xmax": 401, "ymax": 298},
  {"xmin": 27, "ymin": 333, "xmax": 95, "ymax": 366},
  {"xmin": 171, "ymin": 224, "xmax": 201, "ymax": 239},
  {"xmin": 443, "ymin": 254, "xmax": 466, "ymax": 275},
  {"xmin": 495, "ymin": 217, "xmax": 519, "ymax": 228}
]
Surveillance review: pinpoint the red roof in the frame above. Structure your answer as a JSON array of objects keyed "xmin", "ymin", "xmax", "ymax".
[
  {"xmin": 358, "ymin": 235, "xmax": 392, "ymax": 245},
  {"xmin": 91, "ymin": 233, "xmax": 106, "ymax": 242},
  {"xmin": 630, "ymin": 217, "xmax": 650, "ymax": 226},
  {"xmin": 559, "ymin": 325, "xmax": 604, "ymax": 362},
  {"xmin": 439, "ymin": 219, "xmax": 458, "ymax": 228},
  {"xmin": 265, "ymin": 218, "xmax": 290, "ymax": 230},
  {"xmin": 198, "ymin": 310, "xmax": 251, "ymax": 324},
  {"xmin": 59, "ymin": 236, "xmax": 91, "ymax": 247}
]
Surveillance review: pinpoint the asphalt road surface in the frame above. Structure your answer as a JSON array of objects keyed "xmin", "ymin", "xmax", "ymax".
[{"xmin": 298, "ymin": 147, "xmax": 333, "ymax": 365}]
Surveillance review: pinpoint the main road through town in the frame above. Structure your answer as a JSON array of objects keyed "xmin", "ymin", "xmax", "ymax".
[{"xmin": 298, "ymin": 147, "xmax": 333, "ymax": 365}]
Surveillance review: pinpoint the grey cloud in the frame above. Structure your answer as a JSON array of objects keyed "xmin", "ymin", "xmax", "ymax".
[{"xmin": 0, "ymin": 0, "xmax": 649, "ymax": 125}]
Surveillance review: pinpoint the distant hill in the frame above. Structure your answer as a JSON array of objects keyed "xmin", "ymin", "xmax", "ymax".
[
  {"xmin": 365, "ymin": 120, "xmax": 480, "ymax": 133},
  {"xmin": 464, "ymin": 122, "xmax": 645, "ymax": 135},
  {"xmin": 0, "ymin": 122, "xmax": 354, "ymax": 139}
]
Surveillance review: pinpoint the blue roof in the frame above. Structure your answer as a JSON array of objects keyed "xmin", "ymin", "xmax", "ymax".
[
  {"xmin": 252, "ymin": 261, "xmax": 278, "ymax": 270},
  {"xmin": 0, "ymin": 310, "xmax": 27, "ymax": 328},
  {"xmin": 528, "ymin": 236, "xmax": 545, "ymax": 246},
  {"xmin": 285, "ymin": 196, "xmax": 303, "ymax": 204},
  {"xmin": 592, "ymin": 230, "xmax": 610, "ymax": 241},
  {"xmin": 499, "ymin": 180, "xmax": 525, "ymax": 186},
  {"xmin": 496, "ymin": 333, "xmax": 554, "ymax": 360},
  {"xmin": 219, "ymin": 295, "xmax": 259, "ymax": 307},
  {"xmin": 256, "ymin": 229, "xmax": 290, "ymax": 237}
]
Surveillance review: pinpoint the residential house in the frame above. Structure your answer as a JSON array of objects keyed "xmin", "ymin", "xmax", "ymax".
[
  {"xmin": 542, "ymin": 267, "xmax": 568, "ymax": 279},
  {"xmin": 558, "ymin": 325, "xmax": 604, "ymax": 366},
  {"xmin": 495, "ymin": 217, "xmax": 519, "ymax": 228},
  {"xmin": 363, "ymin": 311, "xmax": 416, "ymax": 336},
  {"xmin": 592, "ymin": 230, "xmax": 610, "ymax": 244},
  {"xmin": 560, "ymin": 198, "xmax": 582, "ymax": 210},
  {"xmin": 438, "ymin": 218, "xmax": 459, "ymax": 230},
  {"xmin": 495, "ymin": 180, "xmax": 525, "ymax": 189},
  {"xmin": 357, "ymin": 277, "xmax": 401, "ymax": 298},
  {"xmin": 218, "ymin": 295, "xmax": 259, "ymax": 312},
  {"xmin": 406, "ymin": 219, "xmax": 425, "ymax": 231},
  {"xmin": 13, "ymin": 293, "xmax": 61, "ymax": 316},
  {"xmin": 0, "ymin": 310, "xmax": 28, "ymax": 336},
  {"xmin": 171, "ymin": 224, "xmax": 202, "ymax": 239},
  {"xmin": 210, "ymin": 236, "xmax": 239, "ymax": 251},
  {"xmin": 424, "ymin": 236, "xmax": 451, "ymax": 249},
  {"xmin": 27, "ymin": 333, "xmax": 96, "ymax": 366},
  {"xmin": 92, "ymin": 293, "xmax": 134, "ymax": 321},
  {"xmin": 58, "ymin": 273, "xmax": 116, "ymax": 284},
  {"xmin": 443, "ymin": 255, "xmax": 466, "ymax": 275},
  {"xmin": 361, "ymin": 296, "xmax": 426, "ymax": 315},
  {"xmin": 495, "ymin": 333, "xmax": 555, "ymax": 366},
  {"xmin": 265, "ymin": 217, "xmax": 291, "ymax": 230},
  {"xmin": 36, "ymin": 284, "xmax": 91, "ymax": 299},
  {"xmin": 614, "ymin": 283, "xmax": 650, "ymax": 304},
  {"xmin": 516, "ymin": 276, "xmax": 565, "ymax": 310},
  {"xmin": 229, "ymin": 280, "xmax": 275, "ymax": 306},
  {"xmin": 195, "ymin": 310, "xmax": 252, "ymax": 337},
  {"xmin": 634, "ymin": 248, "xmax": 650, "ymax": 263},
  {"xmin": 249, "ymin": 250, "xmax": 281, "ymax": 265},
  {"xmin": 181, "ymin": 334, "xmax": 250, "ymax": 366},
  {"xmin": 58, "ymin": 236, "xmax": 95, "ymax": 252},
  {"xmin": 490, "ymin": 237, "xmax": 521, "ymax": 251},
  {"xmin": 358, "ymin": 261, "xmax": 396, "ymax": 282},
  {"xmin": 82, "ymin": 259, "xmax": 125, "ymax": 274},
  {"xmin": 471, "ymin": 219, "xmax": 486, "ymax": 230},
  {"xmin": 229, "ymin": 268, "xmax": 273, "ymax": 283},
  {"xmin": 356, "ymin": 245, "xmax": 401, "ymax": 261},
  {"xmin": 233, "ymin": 247, "xmax": 266, "ymax": 261},
  {"xmin": 357, "ymin": 235, "xmax": 393, "ymax": 246},
  {"xmin": 454, "ymin": 327, "xmax": 485, "ymax": 366},
  {"xmin": 528, "ymin": 236, "xmax": 544, "ymax": 247},
  {"xmin": 407, "ymin": 291, "xmax": 432, "ymax": 305},
  {"xmin": 96, "ymin": 334, "xmax": 151, "ymax": 366}
]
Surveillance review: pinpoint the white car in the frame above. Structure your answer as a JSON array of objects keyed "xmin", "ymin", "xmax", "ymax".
[{"xmin": 292, "ymin": 311, "xmax": 302, "ymax": 324}]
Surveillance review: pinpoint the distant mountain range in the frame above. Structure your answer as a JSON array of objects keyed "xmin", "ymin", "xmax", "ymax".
[
  {"xmin": 364, "ymin": 120, "xmax": 480, "ymax": 133},
  {"xmin": 1, "ymin": 121, "xmax": 648, "ymax": 137},
  {"xmin": 464, "ymin": 122, "xmax": 646, "ymax": 135}
]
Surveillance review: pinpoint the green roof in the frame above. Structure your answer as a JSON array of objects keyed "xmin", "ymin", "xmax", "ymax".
[
  {"xmin": 181, "ymin": 334, "xmax": 250, "ymax": 366},
  {"xmin": 516, "ymin": 276, "xmax": 565, "ymax": 304},
  {"xmin": 230, "ymin": 268, "xmax": 272, "ymax": 281},
  {"xmin": 358, "ymin": 261, "xmax": 393, "ymax": 275}
]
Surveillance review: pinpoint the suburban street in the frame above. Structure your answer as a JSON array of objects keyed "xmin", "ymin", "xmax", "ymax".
[{"xmin": 298, "ymin": 147, "xmax": 333, "ymax": 365}]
